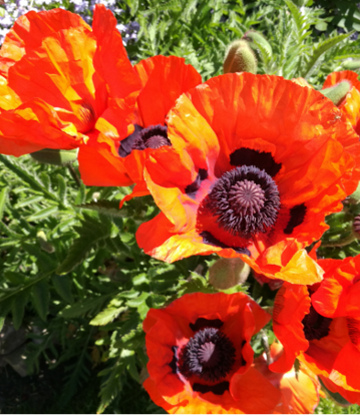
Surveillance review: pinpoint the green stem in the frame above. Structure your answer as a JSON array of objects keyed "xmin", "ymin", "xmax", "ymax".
[
  {"xmin": 0, "ymin": 268, "xmax": 57, "ymax": 304},
  {"xmin": 321, "ymin": 232, "xmax": 357, "ymax": 248}
]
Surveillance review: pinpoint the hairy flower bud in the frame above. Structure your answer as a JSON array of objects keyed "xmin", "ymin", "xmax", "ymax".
[
  {"xmin": 320, "ymin": 81, "xmax": 351, "ymax": 106},
  {"xmin": 31, "ymin": 148, "xmax": 78, "ymax": 166},
  {"xmin": 243, "ymin": 30, "xmax": 273, "ymax": 59},
  {"xmin": 209, "ymin": 258, "xmax": 250, "ymax": 290},
  {"xmin": 223, "ymin": 40, "xmax": 257, "ymax": 74},
  {"xmin": 342, "ymin": 59, "xmax": 360, "ymax": 71}
]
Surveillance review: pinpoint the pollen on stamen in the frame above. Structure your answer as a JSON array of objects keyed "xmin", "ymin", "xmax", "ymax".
[
  {"xmin": 178, "ymin": 327, "xmax": 236, "ymax": 382},
  {"xmin": 201, "ymin": 165, "xmax": 280, "ymax": 239},
  {"xmin": 134, "ymin": 124, "xmax": 171, "ymax": 150},
  {"xmin": 229, "ymin": 179, "xmax": 266, "ymax": 215}
]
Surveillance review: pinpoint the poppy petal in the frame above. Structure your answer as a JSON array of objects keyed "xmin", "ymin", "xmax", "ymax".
[
  {"xmin": 92, "ymin": 4, "xmax": 140, "ymax": 99},
  {"xmin": 134, "ymin": 55, "xmax": 202, "ymax": 127},
  {"xmin": 270, "ymin": 284, "xmax": 310, "ymax": 373},
  {"xmin": 230, "ymin": 367, "xmax": 281, "ymax": 413},
  {"xmin": 0, "ymin": 8, "xmax": 90, "ymax": 75}
]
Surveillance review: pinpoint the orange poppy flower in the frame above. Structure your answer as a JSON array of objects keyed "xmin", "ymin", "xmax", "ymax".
[
  {"xmin": 272, "ymin": 255, "xmax": 360, "ymax": 395},
  {"xmin": 77, "ymin": 54, "xmax": 202, "ymax": 191},
  {"xmin": 143, "ymin": 292, "xmax": 281, "ymax": 414},
  {"xmin": 255, "ymin": 343, "xmax": 321, "ymax": 414},
  {"xmin": 0, "ymin": 8, "xmax": 90, "ymax": 76},
  {"xmin": 0, "ymin": 5, "xmax": 140, "ymax": 156},
  {"xmin": 322, "ymin": 70, "xmax": 360, "ymax": 134},
  {"xmin": 136, "ymin": 72, "xmax": 360, "ymax": 284}
]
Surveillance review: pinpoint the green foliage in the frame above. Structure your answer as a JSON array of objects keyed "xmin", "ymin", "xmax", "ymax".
[{"xmin": 1, "ymin": 0, "xmax": 360, "ymax": 413}]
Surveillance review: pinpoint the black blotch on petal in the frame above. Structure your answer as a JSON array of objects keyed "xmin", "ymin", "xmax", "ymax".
[
  {"xmin": 302, "ymin": 305, "xmax": 332, "ymax": 341},
  {"xmin": 192, "ymin": 381, "xmax": 229, "ymax": 396},
  {"xmin": 169, "ymin": 346, "xmax": 178, "ymax": 374},
  {"xmin": 189, "ymin": 317, "xmax": 223, "ymax": 332},
  {"xmin": 230, "ymin": 148, "xmax": 282, "ymax": 177},
  {"xmin": 118, "ymin": 124, "xmax": 143, "ymax": 157},
  {"xmin": 200, "ymin": 231, "xmax": 251, "ymax": 256},
  {"xmin": 185, "ymin": 169, "xmax": 208, "ymax": 197},
  {"xmin": 284, "ymin": 203, "xmax": 306, "ymax": 234}
]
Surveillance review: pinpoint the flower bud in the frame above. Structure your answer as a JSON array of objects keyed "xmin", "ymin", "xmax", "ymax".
[
  {"xmin": 31, "ymin": 148, "xmax": 78, "ymax": 166},
  {"xmin": 223, "ymin": 40, "xmax": 257, "ymax": 74},
  {"xmin": 320, "ymin": 81, "xmax": 351, "ymax": 106},
  {"xmin": 209, "ymin": 258, "xmax": 250, "ymax": 290},
  {"xmin": 243, "ymin": 30, "xmax": 272, "ymax": 59},
  {"xmin": 342, "ymin": 59, "xmax": 360, "ymax": 71}
]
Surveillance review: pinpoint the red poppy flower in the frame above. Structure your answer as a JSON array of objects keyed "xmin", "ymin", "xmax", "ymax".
[
  {"xmin": 272, "ymin": 254, "xmax": 360, "ymax": 396},
  {"xmin": 143, "ymin": 292, "xmax": 281, "ymax": 414},
  {"xmin": 0, "ymin": 5, "xmax": 140, "ymax": 156},
  {"xmin": 323, "ymin": 70, "xmax": 360, "ymax": 134},
  {"xmin": 77, "ymin": 54, "xmax": 202, "ymax": 191},
  {"xmin": 255, "ymin": 343, "xmax": 321, "ymax": 414},
  {"xmin": 136, "ymin": 72, "xmax": 360, "ymax": 284}
]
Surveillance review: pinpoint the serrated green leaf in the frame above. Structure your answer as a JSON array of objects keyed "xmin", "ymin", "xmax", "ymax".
[
  {"xmin": 11, "ymin": 290, "xmax": 29, "ymax": 329},
  {"xmin": 39, "ymin": 171, "xmax": 51, "ymax": 191},
  {"xmin": 302, "ymin": 32, "xmax": 352, "ymax": 77},
  {"xmin": 4, "ymin": 271, "xmax": 28, "ymax": 285},
  {"xmin": 52, "ymin": 275, "xmax": 74, "ymax": 304},
  {"xmin": 74, "ymin": 182, "xmax": 86, "ymax": 205},
  {"xmin": 126, "ymin": 292, "xmax": 149, "ymax": 308},
  {"xmin": 60, "ymin": 295, "xmax": 110, "ymax": 319},
  {"xmin": 90, "ymin": 305, "xmax": 126, "ymax": 326},
  {"xmin": 77, "ymin": 200, "xmax": 126, "ymax": 218},
  {"xmin": 285, "ymin": 0, "xmax": 304, "ymax": 34},
  {"xmin": 14, "ymin": 195, "xmax": 43, "ymax": 209},
  {"xmin": 97, "ymin": 359, "xmax": 125, "ymax": 414},
  {"xmin": 56, "ymin": 173, "xmax": 67, "ymax": 205},
  {"xmin": 31, "ymin": 280, "xmax": 49, "ymax": 321},
  {"xmin": 57, "ymin": 217, "xmax": 112, "ymax": 274},
  {"xmin": 0, "ymin": 316, "xmax": 4, "ymax": 332},
  {"xmin": 0, "ymin": 186, "xmax": 8, "ymax": 220},
  {"xmin": 26, "ymin": 205, "xmax": 58, "ymax": 222}
]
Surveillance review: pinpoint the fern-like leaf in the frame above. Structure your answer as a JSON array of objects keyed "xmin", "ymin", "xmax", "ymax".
[{"xmin": 301, "ymin": 32, "xmax": 353, "ymax": 77}]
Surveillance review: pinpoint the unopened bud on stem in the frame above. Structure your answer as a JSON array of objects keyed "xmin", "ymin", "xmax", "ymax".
[
  {"xmin": 209, "ymin": 258, "xmax": 250, "ymax": 290},
  {"xmin": 320, "ymin": 81, "xmax": 351, "ymax": 106},
  {"xmin": 223, "ymin": 40, "xmax": 257, "ymax": 74},
  {"xmin": 31, "ymin": 148, "xmax": 78, "ymax": 166}
]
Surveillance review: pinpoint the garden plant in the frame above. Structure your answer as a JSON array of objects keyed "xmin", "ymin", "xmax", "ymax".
[{"xmin": 1, "ymin": 0, "xmax": 360, "ymax": 413}]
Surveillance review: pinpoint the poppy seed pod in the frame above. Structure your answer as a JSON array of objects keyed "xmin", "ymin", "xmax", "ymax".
[{"xmin": 223, "ymin": 40, "xmax": 257, "ymax": 74}]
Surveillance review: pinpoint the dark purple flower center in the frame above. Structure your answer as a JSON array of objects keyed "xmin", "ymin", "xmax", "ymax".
[
  {"xmin": 178, "ymin": 327, "xmax": 236, "ymax": 382},
  {"xmin": 302, "ymin": 305, "xmax": 332, "ymax": 341},
  {"xmin": 118, "ymin": 124, "xmax": 170, "ymax": 157},
  {"xmin": 202, "ymin": 165, "xmax": 280, "ymax": 238}
]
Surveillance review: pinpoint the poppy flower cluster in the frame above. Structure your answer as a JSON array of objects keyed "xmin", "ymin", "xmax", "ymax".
[
  {"xmin": 2, "ymin": 4, "xmax": 360, "ymax": 414},
  {"xmin": 271, "ymin": 254, "xmax": 360, "ymax": 405},
  {"xmin": 136, "ymin": 72, "xmax": 360, "ymax": 284}
]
